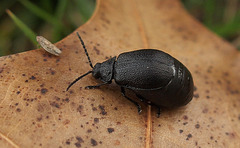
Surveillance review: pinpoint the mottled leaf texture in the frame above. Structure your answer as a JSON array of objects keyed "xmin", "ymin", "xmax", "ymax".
[{"xmin": 0, "ymin": 0, "xmax": 239, "ymax": 148}]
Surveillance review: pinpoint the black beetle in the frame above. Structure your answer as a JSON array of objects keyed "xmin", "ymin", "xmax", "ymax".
[{"xmin": 67, "ymin": 32, "xmax": 194, "ymax": 117}]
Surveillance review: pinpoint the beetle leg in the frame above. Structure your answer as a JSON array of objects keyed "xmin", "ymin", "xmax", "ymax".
[
  {"xmin": 135, "ymin": 94, "xmax": 152, "ymax": 105},
  {"xmin": 136, "ymin": 94, "xmax": 161, "ymax": 118},
  {"xmin": 85, "ymin": 82, "xmax": 109, "ymax": 89},
  {"xmin": 121, "ymin": 87, "xmax": 142, "ymax": 114},
  {"xmin": 135, "ymin": 94, "xmax": 144, "ymax": 102}
]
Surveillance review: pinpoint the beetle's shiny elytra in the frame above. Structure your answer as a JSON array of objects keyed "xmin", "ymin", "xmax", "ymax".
[{"xmin": 67, "ymin": 32, "xmax": 194, "ymax": 117}]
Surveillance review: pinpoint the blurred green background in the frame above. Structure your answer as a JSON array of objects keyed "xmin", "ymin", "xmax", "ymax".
[{"xmin": 0, "ymin": 0, "xmax": 239, "ymax": 57}]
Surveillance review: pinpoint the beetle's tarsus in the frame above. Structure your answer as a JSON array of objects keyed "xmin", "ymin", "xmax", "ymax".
[
  {"xmin": 156, "ymin": 107, "xmax": 161, "ymax": 118},
  {"xmin": 85, "ymin": 82, "xmax": 109, "ymax": 89},
  {"xmin": 85, "ymin": 86, "xmax": 99, "ymax": 89},
  {"xmin": 137, "ymin": 105, "xmax": 142, "ymax": 114}
]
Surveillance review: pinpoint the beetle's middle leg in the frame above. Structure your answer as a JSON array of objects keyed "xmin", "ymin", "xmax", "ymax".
[
  {"xmin": 135, "ymin": 94, "xmax": 161, "ymax": 118},
  {"xmin": 121, "ymin": 87, "xmax": 142, "ymax": 114},
  {"xmin": 135, "ymin": 94, "xmax": 151, "ymax": 105}
]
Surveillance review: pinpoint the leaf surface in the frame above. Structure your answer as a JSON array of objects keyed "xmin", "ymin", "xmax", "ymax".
[{"xmin": 0, "ymin": 0, "xmax": 240, "ymax": 147}]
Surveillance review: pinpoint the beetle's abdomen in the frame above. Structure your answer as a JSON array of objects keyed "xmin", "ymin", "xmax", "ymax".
[
  {"xmin": 162, "ymin": 60, "xmax": 193, "ymax": 107},
  {"xmin": 114, "ymin": 49, "xmax": 193, "ymax": 108},
  {"xmin": 133, "ymin": 59, "xmax": 193, "ymax": 108},
  {"xmin": 114, "ymin": 49, "xmax": 175, "ymax": 89}
]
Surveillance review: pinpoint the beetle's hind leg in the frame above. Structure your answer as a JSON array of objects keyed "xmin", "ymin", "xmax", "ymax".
[{"xmin": 121, "ymin": 87, "xmax": 142, "ymax": 114}]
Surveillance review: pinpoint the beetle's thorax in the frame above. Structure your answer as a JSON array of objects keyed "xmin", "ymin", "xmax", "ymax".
[{"xmin": 92, "ymin": 57, "xmax": 116, "ymax": 83}]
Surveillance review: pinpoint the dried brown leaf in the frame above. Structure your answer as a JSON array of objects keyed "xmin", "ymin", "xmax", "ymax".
[{"xmin": 0, "ymin": 0, "xmax": 240, "ymax": 147}]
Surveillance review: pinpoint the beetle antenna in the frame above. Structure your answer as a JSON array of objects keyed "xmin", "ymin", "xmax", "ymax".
[
  {"xmin": 76, "ymin": 32, "xmax": 93, "ymax": 68},
  {"xmin": 66, "ymin": 70, "xmax": 92, "ymax": 91}
]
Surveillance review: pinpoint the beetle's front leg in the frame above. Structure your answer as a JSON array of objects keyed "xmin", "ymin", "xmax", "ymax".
[
  {"xmin": 85, "ymin": 82, "xmax": 109, "ymax": 89},
  {"xmin": 121, "ymin": 87, "xmax": 142, "ymax": 114}
]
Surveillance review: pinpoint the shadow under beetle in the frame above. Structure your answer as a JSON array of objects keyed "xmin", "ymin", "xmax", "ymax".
[{"xmin": 67, "ymin": 32, "xmax": 194, "ymax": 117}]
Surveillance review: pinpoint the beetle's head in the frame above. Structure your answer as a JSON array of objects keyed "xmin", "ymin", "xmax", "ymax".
[
  {"xmin": 92, "ymin": 57, "xmax": 116, "ymax": 82},
  {"xmin": 92, "ymin": 63, "xmax": 101, "ymax": 79},
  {"xmin": 66, "ymin": 32, "xmax": 116, "ymax": 91}
]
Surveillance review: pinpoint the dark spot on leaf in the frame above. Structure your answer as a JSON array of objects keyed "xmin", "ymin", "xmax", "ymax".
[
  {"xmin": 179, "ymin": 129, "xmax": 183, "ymax": 133},
  {"xmin": 202, "ymin": 108, "xmax": 208, "ymax": 113},
  {"xmin": 37, "ymin": 115, "xmax": 43, "ymax": 122},
  {"xmin": 186, "ymin": 134, "xmax": 192, "ymax": 140},
  {"xmin": 183, "ymin": 122, "xmax": 188, "ymax": 125},
  {"xmin": 16, "ymin": 108, "xmax": 21, "ymax": 112},
  {"xmin": 195, "ymin": 124, "xmax": 200, "ymax": 129},
  {"xmin": 87, "ymin": 129, "xmax": 92, "ymax": 133},
  {"xmin": 30, "ymin": 76, "xmax": 36, "ymax": 80},
  {"xmin": 223, "ymin": 72, "xmax": 229, "ymax": 76},
  {"xmin": 210, "ymin": 136, "xmax": 214, "ymax": 140},
  {"xmin": 74, "ymin": 142, "xmax": 81, "ymax": 147},
  {"xmin": 183, "ymin": 115, "xmax": 188, "ymax": 120},
  {"xmin": 93, "ymin": 46, "xmax": 100, "ymax": 55},
  {"xmin": 193, "ymin": 93, "xmax": 199, "ymax": 99},
  {"xmin": 50, "ymin": 69, "xmax": 56, "ymax": 75},
  {"xmin": 50, "ymin": 102, "xmax": 60, "ymax": 108},
  {"xmin": 41, "ymin": 88, "xmax": 48, "ymax": 94},
  {"xmin": 195, "ymin": 141, "xmax": 198, "ymax": 146},
  {"xmin": 107, "ymin": 128, "xmax": 114, "ymax": 133},
  {"xmin": 91, "ymin": 138, "xmax": 98, "ymax": 146},
  {"xmin": 193, "ymin": 86, "xmax": 197, "ymax": 91},
  {"xmin": 99, "ymin": 105, "xmax": 107, "ymax": 115},
  {"xmin": 63, "ymin": 98, "xmax": 70, "ymax": 102},
  {"xmin": 66, "ymin": 140, "xmax": 71, "ymax": 145},
  {"xmin": 94, "ymin": 118, "xmax": 99, "ymax": 123},
  {"xmin": 92, "ymin": 107, "xmax": 97, "ymax": 111},
  {"xmin": 54, "ymin": 97, "xmax": 60, "ymax": 101},
  {"xmin": 16, "ymin": 91, "xmax": 20, "ymax": 94},
  {"xmin": 76, "ymin": 136, "xmax": 84, "ymax": 143},
  {"xmin": 77, "ymin": 105, "xmax": 83, "ymax": 113}
]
